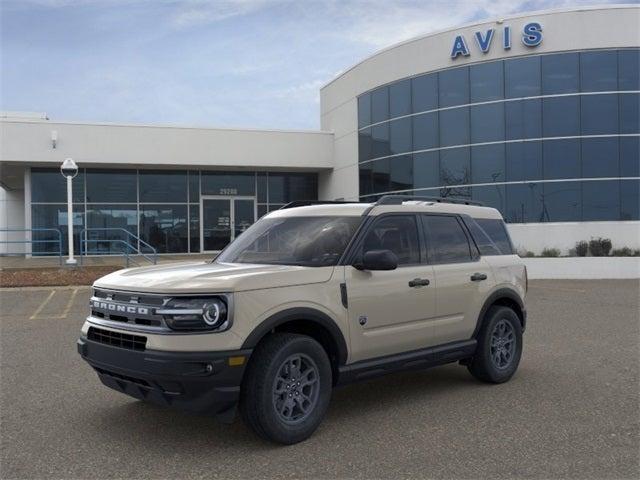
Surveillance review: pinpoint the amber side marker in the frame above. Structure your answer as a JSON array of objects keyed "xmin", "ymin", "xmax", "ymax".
[{"xmin": 228, "ymin": 356, "xmax": 246, "ymax": 366}]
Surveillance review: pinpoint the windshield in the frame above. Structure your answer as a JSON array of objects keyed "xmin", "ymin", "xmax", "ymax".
[{"xmin": 216, "ymin": 216, "xmax": 362, "ymax": 267}]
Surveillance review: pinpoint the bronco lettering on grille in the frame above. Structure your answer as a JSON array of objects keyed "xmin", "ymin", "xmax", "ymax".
[{"xmin": 91, "ymin": 300, "xmax": 149, "ymax": 315}]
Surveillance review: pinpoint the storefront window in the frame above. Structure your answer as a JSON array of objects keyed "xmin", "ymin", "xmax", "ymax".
[
  {"xmin": 139, "ymin": 205, "xmax": 188, "ymax": 253},
  {"xmin": 31, "ymin": 168, "xmax": 84, "ymax": 203},
  {"xmin": 139, "ymin": 170, "xmax": 187, "ymax": 203},
  {"xmin": 201, "ymin": 172, "xmax": 255, "ymax": 196}
]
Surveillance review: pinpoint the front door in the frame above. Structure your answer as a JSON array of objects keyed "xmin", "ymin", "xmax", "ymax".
[{"xmin": 201, "ymin": 196, "xmax": 256, "ymax": 252}]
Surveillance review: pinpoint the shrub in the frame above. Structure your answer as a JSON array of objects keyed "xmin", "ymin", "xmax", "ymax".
[
  {"xmin": 589, "ymin": 237, "xmax": 612, "ymax": 257},
  {"xmin": 540, "ymin": 247, "xmax": 561, "ymax": 257},
  {"xmin": 634, "ymin": 249, "xmax": 640, "ymax": 257},
  {"xmin": 575, "ymin": 241, "xmax": 589, "ymax": 257},
  {"xmin": 611, "ymin": 247, "xmax": 637, "ymax": 257}
]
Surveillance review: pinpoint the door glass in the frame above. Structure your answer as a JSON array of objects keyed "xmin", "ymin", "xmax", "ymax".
[
  {"xmin": 234, "ymin": 199, "xmax": 255, "ymax": 240},
  {"xmin": 361, "ymin": 215, "xmax": 420, "ymax": 265},
  {"xmin": 202, "ymin": 199, "xmax": 231, "ymax": 251},
  {"xmin": 422, "ymin": 215, "xmax": 472, "ymax": 264}
]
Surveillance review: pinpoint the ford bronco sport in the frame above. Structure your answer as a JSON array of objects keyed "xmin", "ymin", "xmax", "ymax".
[{"xmin": 78, "ymin": 195, "xmax": 527, "ymax": 444}]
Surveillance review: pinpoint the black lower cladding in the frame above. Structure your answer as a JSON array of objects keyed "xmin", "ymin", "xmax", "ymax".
[{"xmin": 77, "ymin": 336, "xmax": 252, "ymax": 418}]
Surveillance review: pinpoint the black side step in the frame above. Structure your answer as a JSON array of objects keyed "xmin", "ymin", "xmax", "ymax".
[{"xmin": 336, "ymin": 339, "xmax": 477, "ymax": 386}]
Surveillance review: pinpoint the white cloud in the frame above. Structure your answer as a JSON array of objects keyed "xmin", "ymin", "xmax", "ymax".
[{"xmin": 170, "ymin": 0, "xmax": 285, "ymax": 29}]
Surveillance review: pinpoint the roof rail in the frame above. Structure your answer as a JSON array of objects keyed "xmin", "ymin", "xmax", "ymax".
[
  {"xmin": 279, "ymin": 200, "xmax": 360, "ymax": 210},
  {"xmin": 375, "ymin": 195, "xmax": 484, "ymax": 206}
]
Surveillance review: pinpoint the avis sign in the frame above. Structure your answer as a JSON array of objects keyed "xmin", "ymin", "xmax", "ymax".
[{"xmin": 450, "ymin": 22, "xmax": 543, "ymax": 59}]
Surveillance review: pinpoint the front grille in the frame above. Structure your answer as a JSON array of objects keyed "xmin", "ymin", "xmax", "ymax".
[
  {"xmin": 94, "ymin": 367, "xmax": 150, "ymax": 386},
  {"xmin": 90, "ymin": 289, "xmax": 167, "ymax": 331},
  {"xmin": 88, "ymin": 326, "xmax": 147, "ymax": 351}
]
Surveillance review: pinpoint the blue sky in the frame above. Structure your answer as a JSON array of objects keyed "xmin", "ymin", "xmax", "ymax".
[{"xmin": 0, "ymin": 0, "xmax": 627, "ymax": 130}]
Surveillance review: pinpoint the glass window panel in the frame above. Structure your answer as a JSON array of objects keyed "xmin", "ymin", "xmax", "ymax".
[
  {"xmin": 372, "ymin": 158, "xmax": 390, "ymax": 193},
  {"xmin": 582, "ymin": 137, "xmax": 619, "ymax": 178},
  {"xmin": 471, "ymin": 144, "xmax": 505, "ymax": 184},
  {"xmin": 371, "ymin": 123, "xmax": 390, "ymax": 158},
  {"xmin": 542, "ymin": 96, "xmax": 580, "ymax": 137},
  {"xmin": 506, "ymin": 142, "xmax": 543, "ymax": 182},
  {"xmin": 139, "ymin": 170, "xmax": 187, "ymax": 203},
  {"xmin": 472, "ymin": 184, "xmax": 505, "ymax": 215},
  {"xmin": 440, "ymin": 147, "xmax": 470, "ymax": 185},
  {"xmin": 139, "ymin": 205, "xmax": 188, "ymax": 253},
  {"xmin": 505, "ymin": 56, "xmax": 541, "ymax": 98},
  {"xmin": 581, "ymin": 94, "xmax": 619, "ymax": 135},
  {"xmin": 412, "ymin": 112, "xmax": 438, "ymax": 151},
  {"xmin": 543, "ymin": 139, "xmax": 580, "ymax": 180},
  {"xmin": 390, "ymin": 155, "xmax": 413, "ymax": 192},
  {"xmin": 389, "ymin": 117, "xmax": 412, "ymax": 155},
  {"xmin": 422, "ymin": 215, "xmax": 471, "ymax": 264},
  {"xmin": 412, "ymin": 73, "xmax": 438, "ymax": 113},
  {"xmin": 505, "ymin": 99, "xmax": 542, "ymax": 140},
  {"xmin": 31, "ymin": 168, "xmax": 85, "ymax": 203},
  {"xmin": 470, "ymin": 61, "xmax": 504, "ymax": 102},
  {"xmin": 541, "ymin": 53, "xmax": 579, "ymax": 94},
  {"xmin": 363, "ymin": 216, "xmax": 420, "ymax": 265},
  {"xmin": 85, "ymin": 205, "xmax": 137, "ymax": 254},
  {"xmin": 621, "ymin": 179, "xmax": 640, "ymax": 220},
  {"xmin": 413, "ymin": 152, "xmax": 440, "ymax": 189},
  {"xmin": 619, "ymin": 49, "xmax": 640, "ymax": 91},
  {"xmin": 358, "ymin": 93, "xmax": 371, "ymax": 128},
  {"xmin": 257, "ymin": 204, "xmax": 268, "ymax": 219},
  {"xmin": 189, "ymin": 204, "xmax": 200, "ymax": 253},
  {"xmin": 440, "ymin": 185, "xmax": 471, "ymax": 200},
  {"xmin": 359, "ymin": 163, "xmax": 373, "ymax": 196},
  {"xmin": 439, "ymin": 67, "xmax": 469, "ymax": 107},
  {"xmin": 505, "ymin": 183, "xmax": 543, "ymax": 223},
  {"xmin": 439, "ymin": 107, "xmax": 469, "ymax": 147},
  {"xmin": 475, "ymin": 218, "xmax": 513, "ymax": 254},
  {"xmin": 31, "ymin": 204, "xmax": 84, "ymax": 256},
  {"xmin": 581, "ymin": 51, "xmax": 618, "ymax": 92},
  {"xmin": 201, "ymin": 172, "xmax": 255, "ymax": 196},
  {"xmin": 86, "ymin": 170, "xmax": 136, "ymax": 203},
  {"xmin": 620, "ymin": 93, "xmax": 639, "ymax": 135},
  {"xmin": 582, "ymin": 180, "xmax": 620, "ymax": 221},
  {"xmin": 470, "ymin": 103, "xmax": 505, "ymax": 143},
  {"xmin": 358, "ymin": 128, "xmax": 373, "ymax": 162},
  {"xmin": 188, "ymin": 171, "xmax": 200, "ymax": 202},
  {"xmin": 389, "ymin": 79, "xmax": 411, "ymax": 118},
  {"xmin": 620, "ymin": 137, "xmax": 640, "ymax": 178},
  {"xmin": 371, "ymin": 86, "xmax": 389, "ymax": 123},
  {"xmin": 267, "ymin": 173, "xmax": 317, "ymax": 203},
  {"xmin": 542, "ymin": 181, "xmax": 581, "ymax": 222},
  {"xmin": 257, "ymin": 173, "xmax": 267, "ymax": 203},
  {"xmin": 268, "ymin": 204, "xmax": 285, "ymax": 212}
]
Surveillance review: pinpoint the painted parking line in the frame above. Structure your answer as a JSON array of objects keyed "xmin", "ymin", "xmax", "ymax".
[
  {"xmin": 52, "ymin": 288, "xmax": 79, "ymax": 319},
  {"xmin": 29, "ymin": 289, "xmax": 56, "ymax": 319}
]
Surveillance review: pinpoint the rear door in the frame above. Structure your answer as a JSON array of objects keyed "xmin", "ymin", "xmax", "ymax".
[
  {"xmin": 420, "ymin": 214, "xmax": 493, "ymax": 344},
  {"xmin": 345, "ymin": 214, "xmax": 437, "ymax": 362}
]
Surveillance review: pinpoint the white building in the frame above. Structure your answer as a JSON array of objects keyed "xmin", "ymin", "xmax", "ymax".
[{"xmin": 1, "ymin": 5, "xmax": 638, "ymax": 257}]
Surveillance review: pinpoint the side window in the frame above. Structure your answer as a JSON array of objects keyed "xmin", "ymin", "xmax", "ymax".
[
  {"xmin": 475, "ymin": 218, "xmax": 514, "ymax": 255},
  {"xmin": 361, "ymin": 215, "xmax": 420, "ymax": 265},
  {"xmin": 464, "ymin": 218, "xmax": 502, "ymax": 256},
  {"xmin": 422, "ymin": 215, "xmax": 472, "ymax": 264}
]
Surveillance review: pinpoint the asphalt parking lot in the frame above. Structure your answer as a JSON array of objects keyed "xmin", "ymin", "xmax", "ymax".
[{"xmin": 1, "ymin": 280, "xmax": 638, "ymax": 479}]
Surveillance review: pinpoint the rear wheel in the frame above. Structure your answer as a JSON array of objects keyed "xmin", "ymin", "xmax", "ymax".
[
  {"xmin": 240, "ymin": 333, "xmax": 332, "ymax": 444},
  {"xmin": 468, "ymin": 306, "xmax": 522, "ymax": 383}
]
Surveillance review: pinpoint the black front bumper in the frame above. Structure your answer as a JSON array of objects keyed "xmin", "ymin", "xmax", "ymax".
[{"xmin": 77, "ymin": 337, "xmax": 252, "ymax": 421}]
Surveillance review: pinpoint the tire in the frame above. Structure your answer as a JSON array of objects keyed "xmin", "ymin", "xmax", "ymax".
[
  {"xmin": 467, "ymin": 306, "xmax": 523, "ymax": 383},
  {"xmin": 240, "ymin": 333, "xmax": 332, "ymax": 444}
]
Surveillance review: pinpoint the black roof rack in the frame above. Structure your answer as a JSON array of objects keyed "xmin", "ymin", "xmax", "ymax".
[
  {"xmin": 374, "ymin": 195, "xmax": 484, "ymax": 206},
  {"xmin": 279, "ymin": 200, "xmax": 361, "ymax": 210}
]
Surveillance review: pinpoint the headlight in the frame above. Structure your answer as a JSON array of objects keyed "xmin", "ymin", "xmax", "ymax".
[{"xmin": 156, "ymin": 296, "xmax": 230, "ymax": 332}]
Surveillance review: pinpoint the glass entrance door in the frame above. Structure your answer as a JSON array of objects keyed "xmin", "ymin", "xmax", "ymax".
[{"xmin": 201, "ymin": 196, "xmax": 255, "ymax": 252}]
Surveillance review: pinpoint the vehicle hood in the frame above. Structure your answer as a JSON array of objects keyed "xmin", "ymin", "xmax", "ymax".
[{"xmin": 93, "ymin": 261, "xmax": 335, "ymax": 294}]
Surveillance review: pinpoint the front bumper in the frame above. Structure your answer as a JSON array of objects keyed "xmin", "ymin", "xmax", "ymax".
[{"xmin": 77, "ymin": 337, "xmax": 252, "ymax": 421}]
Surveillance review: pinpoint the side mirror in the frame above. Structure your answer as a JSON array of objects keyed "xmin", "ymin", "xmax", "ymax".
[{"xmin": 354, "ymin": 249, "xmax": 398, "ymax": 271}]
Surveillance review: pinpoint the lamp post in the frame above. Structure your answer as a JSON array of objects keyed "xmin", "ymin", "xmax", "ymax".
[{"xmin": 60, "ymin": 158, "xmax": 78, "ymax": 265}]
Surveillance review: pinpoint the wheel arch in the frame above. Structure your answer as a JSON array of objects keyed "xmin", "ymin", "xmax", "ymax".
[
  {"xmin": 241, "ymin": 308, "xmax": 349, "ymax": 381},
  {"xmin": 472, "ymin": 288, "xmax": 526, "ymax": 338}
]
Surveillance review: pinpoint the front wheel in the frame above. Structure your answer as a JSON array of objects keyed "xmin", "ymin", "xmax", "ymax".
[
  {"xmin": 240, "ymin": 333, "xmax": 332, "ymax": 444},
  {"xmin": 467, "ymin": 306, "xmax": 523, "ymax": 383}
]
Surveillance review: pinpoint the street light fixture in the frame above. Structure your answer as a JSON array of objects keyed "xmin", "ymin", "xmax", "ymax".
[{"xmin": 60, "ymin": 158, "xmax": 78, "ymax": 265}]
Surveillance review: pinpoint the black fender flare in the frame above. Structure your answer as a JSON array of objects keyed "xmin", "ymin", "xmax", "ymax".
[
  {"xmin": 241, "ymin": 307, "xmax": 349, "ymax": 366},
  {"xmin": 472, "ymin": 288, "xmax": 526, "ymax": 338}
]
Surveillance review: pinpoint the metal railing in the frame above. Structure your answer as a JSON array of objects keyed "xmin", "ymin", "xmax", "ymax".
[
  {"xmin": 0, "ymin": 228, "xmax": 63, "ymax": 265},
  {"xmin": 79, "ymin": 228, "xmax": 158, "ymax": 267}
]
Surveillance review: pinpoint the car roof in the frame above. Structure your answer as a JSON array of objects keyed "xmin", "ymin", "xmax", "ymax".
[{"xmin": 265, "ymin": 201, "xmax": 504, "ymax": 220}]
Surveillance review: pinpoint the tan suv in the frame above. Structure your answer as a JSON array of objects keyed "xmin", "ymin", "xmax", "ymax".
[{"xmin": 78, "ymin": 195, "xmax": 527, "ymax": 444}]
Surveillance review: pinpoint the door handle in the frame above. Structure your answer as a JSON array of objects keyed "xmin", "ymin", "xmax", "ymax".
[
  {"xmin": 470, "ymin": 273, "xmax": 488, "ymax": 282},
  {"xmin": 408, "ymin": 278, "xmax": 430, "ymax": 287}
]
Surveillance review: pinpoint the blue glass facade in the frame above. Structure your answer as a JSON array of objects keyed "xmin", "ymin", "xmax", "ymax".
[{"xmin": 357, "ymin": 49, "xmax": 640, "ymax": 223}]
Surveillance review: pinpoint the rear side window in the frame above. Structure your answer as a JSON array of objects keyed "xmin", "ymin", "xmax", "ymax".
[
  {"xmin": 422, "ymin": 215, "xmax": 472, "ymax": 264},
  {"xmin": 475, "ymin": 218, "xmax": 514, "ymax": 255},
  {"xmin": 361, "ymin": 215, "xmax": 420, "ymax": 265}
]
